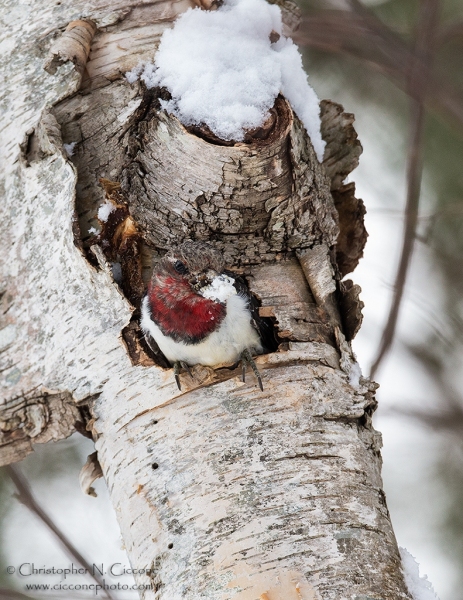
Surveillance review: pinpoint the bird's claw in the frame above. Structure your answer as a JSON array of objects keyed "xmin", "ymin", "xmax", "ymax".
[
  {"xmin": 241, "ymin": 348, "xmax": 264, "ymax": 391},
  {"xmin": 174, "ymin": 355, "xmax": 263, "ymax": 392},
  {"xmin": 173, "ymin": 361, "xmax": 193, "ymax": 391}
]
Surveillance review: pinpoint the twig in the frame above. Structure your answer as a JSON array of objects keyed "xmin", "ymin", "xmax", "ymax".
[
  {"xmin": 295, "ymin": 8, "xmax": 463, "ymax": 128},
  {"xmin": 3, "ymin": 465, "xmax": 115, "ymax": 600},
  {"xmin": 370, "ymin": 0, "xmax": 440, "ymax": 378},
  {"xmin": 437, "ymin": 20, "xmax": 463, "ymax": 45},
  {"xmin": 391, "ymin": 405, "xmax": 463, "ymax": 434},
  {"xmin": 384, "ymin": 355, "xmax": 463, "ymax": 435}
]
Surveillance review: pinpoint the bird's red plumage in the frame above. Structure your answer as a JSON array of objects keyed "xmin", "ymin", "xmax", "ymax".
[{"xmin": 147, "ymin": 276, "xmax": 226, "ymax": 343}]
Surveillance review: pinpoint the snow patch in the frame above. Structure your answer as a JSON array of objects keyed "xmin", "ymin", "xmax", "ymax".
[
  {"xmin": 125, "ymin": 63, "xmax": 145, "ymax": 84},
  {"xmin": 97, "ymin": 201, "xmax": 116, "ymax": 222},
  {"xmin": 126, "ymin": 0, "xmax": 325, "ymax": 160},
  {"xmin": 88, "ymin": 226, "xmax": 98, "ymax": 235},
  {"xmin": 199, "ymin": 274, "xmax": 237, "ymax": 303},
  {"xmin": 400, "ymin": 548, "xmax": 440, "ymax": 600},
  {"xmin": 348, "ymin": 360, "xmax": 363, "ymax": 389},
  {"xmin": 63, "ymin": 142, "xmax": 77, "ymax": 157}
]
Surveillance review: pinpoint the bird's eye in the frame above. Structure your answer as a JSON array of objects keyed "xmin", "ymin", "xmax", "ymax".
[{"xmin": 173, "ymin": 260, "xmax": 189, "ymax": 275}]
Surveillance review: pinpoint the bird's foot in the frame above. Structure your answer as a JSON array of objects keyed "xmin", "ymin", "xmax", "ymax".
[
  {"xmin": 241, "ymin": 348, "xmax": 264, "ymax": 391},
  {"xmin": 173, "ymin": 361, "xmax": 193, "ymax": 391}
]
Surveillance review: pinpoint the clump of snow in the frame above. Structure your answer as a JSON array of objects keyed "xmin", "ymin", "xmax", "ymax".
[
  {"xmin": 400, "ymin": 548, "xmax": 440, "ymax": 600},
  {"xmin": 200, "ymin": 274, "xmax": 237, "ymax": 303},
  {"xmin": 348, "ymin": 360, "xmax": 363, "ymax": 389},
  {"xmin": 63, "ymin": 142, "xmax": 77, "ymax": 157},
  {"xmin": 88, "ymin": 226, "xmax": 99, "ymax": 235},
  {"xmin": 126, "ymin": 0, "xmax": 325, "ymax": 160},
  {"xmin": 125, "ymin": 63, "xmax": 145, "ymax": 84},
  {"xmin": 97, "ymin": 201, "xmax": 116, "ymax": 223}
]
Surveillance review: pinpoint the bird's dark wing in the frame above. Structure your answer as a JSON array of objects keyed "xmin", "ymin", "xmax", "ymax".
[
  {"xmin": 141, "ymin": 327, "xmax": 171, "ymax": 369},
  {"xmin": 225, "ymin": 270, "xmax": 278, "ymax": 354}
]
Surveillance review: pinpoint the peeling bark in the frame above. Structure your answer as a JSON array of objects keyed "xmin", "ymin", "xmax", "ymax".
[
  {"xmin": 0, "ymin": 390, "xmax": 80, "ymax": 465},
  {"xmin": 320, "ymin": 100, "xmax": 367, "ymax": 276},
  {"xmin": 0, "ymin": 1, "xmax": 411, "ymax": 598},
  {"xmin": 44, "ymin": 20, "xmax": 97, "ymax": 79},
  {"xmin": 79, "ymin": 451, "xmax": 104, "ymax": 497},
  {"xmin": 332, "ymin": 182, "xmax": 368, "ymax": 278}
]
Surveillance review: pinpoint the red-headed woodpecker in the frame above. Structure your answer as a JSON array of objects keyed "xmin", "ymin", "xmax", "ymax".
[{"xmin": 141, "ymin": 241, "xmax": 264, "ymax": 390}]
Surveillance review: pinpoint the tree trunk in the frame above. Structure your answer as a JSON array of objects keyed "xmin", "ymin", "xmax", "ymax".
[{"xmin": 0, "ymin": 1, "xmax": 411, "ymax": 598}]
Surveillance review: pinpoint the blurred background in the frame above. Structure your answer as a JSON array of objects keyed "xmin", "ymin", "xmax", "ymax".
[
  {"xmin": 1, "ymin": 0, "xmax": 462, "ymax": 598},
  {"xmin": 297, "ymin": 0, "xmax": 463, "ymax": 597}
]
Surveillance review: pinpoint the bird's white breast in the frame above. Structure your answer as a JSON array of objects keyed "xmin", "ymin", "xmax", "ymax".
[{"xmin": 140, "ymin": 293, "xmax": 262, "ymax": 366}]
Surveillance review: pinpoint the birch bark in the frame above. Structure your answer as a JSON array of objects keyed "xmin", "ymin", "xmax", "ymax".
[{"xmin": 0, "ymin": 1, "xmax": 411, "ymax": 598}]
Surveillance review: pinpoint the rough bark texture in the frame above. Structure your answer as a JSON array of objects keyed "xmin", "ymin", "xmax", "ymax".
[
  {"xmin": 0, "ymin": 1, "xmax": 411, "ymax": 599},
  {"xmin": 320, "ymin": 100, "xmax": 367, "ymax": 277}
]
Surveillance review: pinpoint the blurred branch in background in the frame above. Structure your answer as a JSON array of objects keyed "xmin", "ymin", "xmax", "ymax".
[
  {"xmin": 398, "ymin": 340, "xmax": 463, "ymax": 435},
  {"xmin": 392, "ymin": 400, "xmax": 463, "ymax": 435},
  {"xmin": 3, "ymin": 465, "xmax": 115, "ymax": 600},
  {"xmin": 295, "ymin": 1, "xmax": 463, "ymax": 126},
  {"xmin": 295, "ymin": 0, "xmax": 456, "ymax": 376},
  {"xmin": 370, "ymin": 0, "xmax": 439, "ymax": 377}
]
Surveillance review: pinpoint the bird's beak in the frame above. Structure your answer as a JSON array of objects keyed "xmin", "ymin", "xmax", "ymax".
[{"xmin": 190, "ymin": 269, "xmax": 217, "ymax": 291}]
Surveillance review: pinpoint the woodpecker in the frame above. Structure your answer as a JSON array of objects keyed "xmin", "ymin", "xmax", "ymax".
[{"xmin": 140, "ymin": 240, "xmax": 265, "ymax": 391}]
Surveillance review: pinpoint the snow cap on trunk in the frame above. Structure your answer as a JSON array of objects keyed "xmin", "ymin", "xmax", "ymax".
[
  {"xmin": 127, "ymin": 0, "xmax": 325, "ymax": 160},
  {"xmin": 400, "ymin": 548, "xmax": 440, "ymax": 600}
]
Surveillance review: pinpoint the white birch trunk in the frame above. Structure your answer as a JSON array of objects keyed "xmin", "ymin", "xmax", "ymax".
[{"xmin": 0, "ymin": 1, "xmax": 412, "ymax": 598}]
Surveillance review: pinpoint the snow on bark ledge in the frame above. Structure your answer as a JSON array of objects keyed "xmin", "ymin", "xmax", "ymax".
[
  {"xmin": 126, "ymin": 0, "xmax": 325, "ymax": 161},
  {"xmin": 400, "ymin": 548, "xmax": 440, "ymax": 600}
]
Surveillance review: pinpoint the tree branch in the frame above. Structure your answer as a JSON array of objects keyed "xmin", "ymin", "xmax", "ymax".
[
  {"xmin": 295, "ymin": 3, "xmax": 463, "ymax": 129},
  {"xmin": 3, "ymin": 465, "xmax": 115, "ymax": 600},
  {"xmin": 370, "ymin": 0, "xmax": 440, "ymax": 378}
]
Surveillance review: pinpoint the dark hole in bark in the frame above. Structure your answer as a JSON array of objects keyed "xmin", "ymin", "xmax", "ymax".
[
  {"xmin": 75, "ymin": 404, "xmax": 94, "ymax": 439},
  {"xmin": 184, "ymin": 95, "xmax": 291, "ymax": 148},
  {"xmin": 20, "ymin": 130, "xmax": 44, "ymax": 165},
  {"xmin": 120, "ymin": 258, "xmax": 280, "ymax": 371},
  {"xmin": 152, "ymin": 463, "xmax": 159, "ymax": 470},
  {"xmin": 88, "ymin": 178, "xmax": 282, "ymax": 371},
  {"xmin": 357, "ymin": 400, "xmax": 377, "ymax": 429},
  {"xmin": 53, "ymin": 79, "xmax": 346, "ymax": 378}
]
